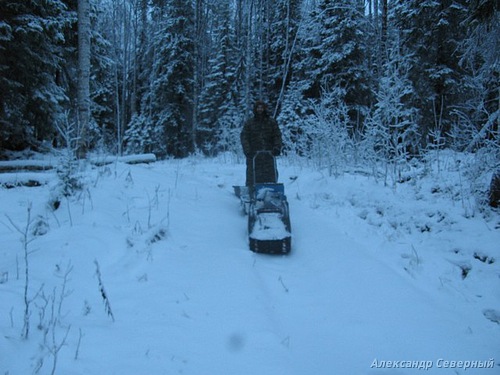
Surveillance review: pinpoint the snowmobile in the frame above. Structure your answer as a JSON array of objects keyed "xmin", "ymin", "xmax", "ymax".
[{"xmin": 234, "ymin": 151, "xmax": 291, "ymax": 254}]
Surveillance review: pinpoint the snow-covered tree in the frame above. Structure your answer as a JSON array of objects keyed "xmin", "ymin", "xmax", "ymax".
[
  {"xmin": 363, "ymin": 40, "xmax": 419, "ymax": 184},
  {"xmin": 145, "ymin": 0, "xmax": 195, "ymax": 157},
  {"xmin": 301, "ymin": 0, "xmax": 370, "ymax": 129},
  {"xmin": 88, "ymin": 2, "xmax": 115, "ymax": 151},
  {"xmin": 448, "ymin": 0, "xmax": 499, "ymax": 203},
  {"xmin": 306, "ymin": 86, "xmax": 353, "ymax": 175},
  {"xmin": 196, "ymin": 2, "xmax": 237, "ymax": 154},
  {"xmin": 451, "ymin": 0, "xmax": 499, "ymax": 154},
  {"xmin": 395, "ymin": 0, "xmax": 468, "ymax": 146},
  {"xmin": 0, "ymin": 0, "xmax": 71, "ymax": 150},
  {"xmin": 278, "ymin": 80, "xmax": 313, "ymax": 156}
]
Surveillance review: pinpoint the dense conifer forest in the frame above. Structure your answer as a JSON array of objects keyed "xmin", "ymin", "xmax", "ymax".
[{"xmin": 0, "ymin": 0, "xmax": 498, "ymax": 165}]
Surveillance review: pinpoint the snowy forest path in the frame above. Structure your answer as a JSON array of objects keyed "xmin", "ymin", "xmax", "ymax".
[
  {"xmin": 2, "ymin": 156, "xmax": 498, "ymax": 375},
  {"xmin": 141, "ymin": 158, "xmax": 498, "ymax": 374}
]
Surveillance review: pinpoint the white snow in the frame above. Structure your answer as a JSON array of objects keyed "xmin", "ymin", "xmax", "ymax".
[
  {"xmin": 1, "ymin": 152, "xmax": 499, "ymax": 374},
  {"xmin": 89, "ymin": 153, "xmax": 157, "ymax": 166},
  {"xmin": 0, "ymin": 159, "xmax": 56, "ymax": 171},
  {"xmin": 249, "ymin": 212, "xmax": 290, "ymax": 240}
]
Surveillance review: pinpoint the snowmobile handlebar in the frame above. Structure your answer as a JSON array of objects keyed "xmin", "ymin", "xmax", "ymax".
[
  {"xmin": 251, "ymin": 151, "xmax": 278, "ymax": 184},
  {"xmin": 253, "ymin": 149, "xmax": 282, "ymax": 159}
]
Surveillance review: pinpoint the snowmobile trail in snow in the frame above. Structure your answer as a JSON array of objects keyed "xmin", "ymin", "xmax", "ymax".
[
  {"xmin": 163, "ymin": 160, "xmax": 498, "ymax": 375},
  {"xmin": 1, "ymin": 156, "xmax": 498, "ymax": 375}
]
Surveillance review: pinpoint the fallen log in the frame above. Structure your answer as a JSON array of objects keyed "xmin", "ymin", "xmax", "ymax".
[
  {"xmin": 89, "ymin": 153, "xmax": 157, "ymax": 166},
  {"xmin": 0, "ymin": 160, "xmax": 56, "ymax": 172},
  {"xmin": 0, "ymin": 153, "xmax": 157, "ymax": 173},
  {"xmin": 0, "ymin": 154, "xmax": 157, "ymax": 188}
]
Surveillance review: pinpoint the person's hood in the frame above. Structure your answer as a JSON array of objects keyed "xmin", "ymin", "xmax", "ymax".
[{"xmin": 253, "ymin": 100, "xmax": 268, "ymax": 116}]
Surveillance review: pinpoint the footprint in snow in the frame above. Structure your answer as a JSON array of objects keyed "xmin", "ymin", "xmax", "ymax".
[{"xmin": 483, "ymin": 309, "xmax": 500, "ymax": 324}]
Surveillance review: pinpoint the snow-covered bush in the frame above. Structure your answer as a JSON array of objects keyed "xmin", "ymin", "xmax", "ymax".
[
  {"xmin": 280, "ymin": 85, "xmax": 354, "ymax": 176},
  {"xmin": 307, "ymin": 87, "xmax": 354, "ymax": 176},
  {"xmin": 361, "ymin": 44, "xmax": 419, "ymax": 186}
]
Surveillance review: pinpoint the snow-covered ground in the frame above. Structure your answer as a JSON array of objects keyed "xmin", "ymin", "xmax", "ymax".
[{"xmin": 1, "ymin": 152, "xmax": 499, "ymax": 374}]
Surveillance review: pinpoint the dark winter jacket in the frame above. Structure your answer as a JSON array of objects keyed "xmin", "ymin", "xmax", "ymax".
[{"xmin": 240, "ymin": 102, "xmax": 282, "ymax": 158}]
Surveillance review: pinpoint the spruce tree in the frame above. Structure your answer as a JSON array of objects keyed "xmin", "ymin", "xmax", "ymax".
[
  {"xmin": 452, "ymin": 0, "xmax": 499, "ymax": 152},
  {"xmin": 0, "ymin": 0, "xmax": 71, "ymax": 150},
  {"xmin": 197, "ymin": 2, "xmax": 238, "ymax": 154},
  {"xmin": 148, "ymin": 0, "xmax": 195, "ymax": 157},
  {"xmin": 395, "ymin": 0, "xmax": 468, "ymax": 146},
  {"xmin": 301, "ymin": 0, "xmax": 370, "ymax": 130}
]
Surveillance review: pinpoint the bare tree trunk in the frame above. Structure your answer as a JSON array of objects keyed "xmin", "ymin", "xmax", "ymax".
[
  {"xmin": 193, "ymin": 0, "xmax": 205, "ymax": 151},
  {"xmin": 130, "ymin": 0, "xmax": 139, "ymax": 117},
  {"xmin": 112, "ymin": 3, "xmax": 121, "ymax": 156},
  {"xmin": 274, "ymin": 0, "xmax": 299, "ymax": 117},
  {"xmin": 120, "ymin": 0, "xmax": 130, "ymax": 156},
  {"xmin": 77, "ymin": 0, "xmax": 91, "ymax": 158},
  {"xmin": 245, "ymin": 0, "xmax": 254, "ymax": 117},
  {"xmin": 381, "ymin": 0, "xmax": 388, "ymax": 62}
]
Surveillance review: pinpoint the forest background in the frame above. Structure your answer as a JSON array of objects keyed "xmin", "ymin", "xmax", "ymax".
[{"xmin": 0, "ymin": 0, "xmax": 498, "ymax": 181}]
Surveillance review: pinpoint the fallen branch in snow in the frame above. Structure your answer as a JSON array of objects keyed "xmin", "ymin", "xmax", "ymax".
[
  {"xmin": 74, "ymin": 327, "xmax": 84, "ymax": 360},
  {"xmin": 278, "ymin": 276, "xmax": 289, "ymax": 293},
  {"xmin": 94, "ymin": 260, "xmax": 115, "ymax": 322},
  {"xmin": 0, "ymin": 172, "xmax": 56, "ymax": 188}
]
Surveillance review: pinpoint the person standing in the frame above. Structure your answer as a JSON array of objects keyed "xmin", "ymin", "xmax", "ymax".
[{"xmin": 240, "ymin": 100, "xmax": 282, "ymax": 186}]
